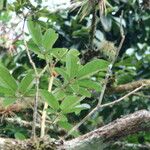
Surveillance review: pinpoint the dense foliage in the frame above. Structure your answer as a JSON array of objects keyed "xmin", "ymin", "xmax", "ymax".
[{"xmin": 0, "ymin": 0, "xmax": 150, "ymax": 148}]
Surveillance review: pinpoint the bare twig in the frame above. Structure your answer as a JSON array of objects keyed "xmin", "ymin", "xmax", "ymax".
[
  {"xmin": 23, "ymin": 16, "xmax": 52, "ymax": 139},
  {"xmin": 64, "ymin": 11, "xmax": 125, "ymax": 138},
  {"xmin": 32, "ymin": 76, "xmax": 40, "ymax": 138},
  {"xmin": 65, "ymin": 84, "xmax": 145, "ymax": 139},
  {"xmin": 23, "ymin": 40, "xmax": 38, "ymax": 75},
  {"xmin": 133, "ymin": 93, "xmax": 150, "ymax": 98},
  {"xmin": 23, "ymin": 18, "xmax": 39, "ymax": 139},
  {"xmin": 24, "ymin": 40, "xmax": 39, "ymax": 139},
  {"xmin": 100, "ymin": 85, "xmax": 145, "ymax": 108},
  {"xmin": 39, "ymin": 64, "xmax": 48, "ymax": 77},
  {"xmin": 4, "ymin": 117, "xmax": 54, "ymax": 131},
  {"xmin": 5, "ymin": 117, "xmax": 40, "ymax": 128}
]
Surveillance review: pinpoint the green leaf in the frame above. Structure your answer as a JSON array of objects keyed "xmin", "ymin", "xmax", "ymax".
[
  {"xmin": 46, "ymin": 108, "xmax": 57, "ymax": 114},
  {"xmin": 73, "ymin": 27, "xmax": 89, "ymax": 37},
  {"xmin": 74, "ymin": 103, "xmax": 91, "ymax": 114},
  {"xmin": 27, "ymin": 40, "xmax": 44, "ymax": 59},
  {"xmin": 53, "ymin": 78, "xmax": 62, "ymax": 87},
  {"xmin": 54, "ymin": 90, "xmax": 66, "ymax": 100},
  {"xmin": 51, "ymin": 48, "xmax": 68, "ymax": 60},
  {"xmin": 100, "ymin": 15, "xmax": 112, "ymax": 32},
  {"xmin": 77, "ymin": 87, "xmax": 91, "ymax": 97},
  {"xmin": 0, "ymin": 64, "xmax": 17, "ymax": 92},
  {"xmin": 76, "ymin": 103, "xmax": 91, "ymax": 109},
  {"xmin": 41, "ymin": 90, "xmax": 59, "ymax": 110},
  {"xmin": 18, "ymin": 71, "xmax": 34, "ymax": 95},
  {"xmin": 55, "ymin": 67, "xmax": 69, "ymax": 81},
  {"xmin": 60, "ymin": 95, "xmax": 79, "ymax": 113},
  {"xmin": 58, "ymin": 114, "xmax": 68, "ymax": 122},
  {"xmin": 69, "ymin": 49, "xmax": 80, "ymax": 56},
  {"xmin": 3, "ymin": 98, "xmax": 16, "ymax": 107},
  {"xmin": 58, "ymin": 121, "xmax": 72, "ymax": 131},
  {"xmin": 66, "ymin": 51, "xmax": 79, "ymax": 78},
  {"xmin": 70, "ymin": 82, "xmax": 79, "ymax": 93},
  {"xmin": 27, "ymin": 19, "xmax": 43, "ymax": 46},
  {"xmin": 78, "ymin": 79, "xmax": 101, "ymax": 91},
  {"xmin": 15, "ymin": 132, "xmax": 26, "ymax": 140},
  {"xmin": 58, "ymin": 121, "xmax": 79, "ymax": 137},
  {"xmin": 24, "ymin": 89, "xmax": 36, "ymax": 97},
  {"xmin": 0, "ymin": 86, "xmax": 15, "ymax": 96},
  {"xmin": 43, "ymin": 28, "xmax": 58, "ymax": 50},
  {"xmin": 77, "ymin": 59, "xmax": 109, "ymax": 79}
]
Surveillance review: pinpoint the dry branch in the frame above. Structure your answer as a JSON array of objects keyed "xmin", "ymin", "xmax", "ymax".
[
  {"xmin": 4, "ymin": 117, "xmax": 36, "ymax": 128},
  {"xmin": 0, "ymin": 110, "xmax": 149, "ymax": 150},
  {"xmin": 100, "ymin": 84, "xmax": 144, "ymax": 108},
  {"xmin": 62, "ymin": 110, "xmax": 150, "ymax": 150},
  {"xmin": 113, "ymin": 142, "xmax": 150, "ymax": 150},
  {"xmin": 110, "ymin": 79, "xmax": 150, "ymax": 93}
]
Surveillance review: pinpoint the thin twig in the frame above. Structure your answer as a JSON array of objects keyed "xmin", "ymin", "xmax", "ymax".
[
  {"xmin": 65, "ymin": 85, "xmax": 145, "ymax": 139},
  {"xmin": 23, "ymin": 18, "xmax": 39, "ymax": 139},
  {"xmin": 32, "ymin": 76, "xmax": 39, "ymax": 138},
  {"xmin": 64, "ymin": 11, "xmax": 125, "ymax": 139},
  {"xmin": 100, "ymin": 85, "xmax": 145, "ymax": 108},
  {"xmin": 4, "ymin": 117, "xmax": 54, "ymax": 131},
  {"xmin": 39, "ymin": 64, "xmax": 48, "ymax": 77},
  {"xmin": 5, "ymin": 117, "xmax": 40, "ymax": 128},
  {"xmin": 133, "ymin": 93, "xmax": 150, "ymax": 98},
  {"xmin": 23, "ymin": 41, "xmax": 38, "ymax": 75}
]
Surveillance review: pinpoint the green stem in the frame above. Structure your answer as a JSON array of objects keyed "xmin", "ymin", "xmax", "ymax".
[{"xmin": 40, "ymin": 72, "xmax": 54, "ymax": 138}]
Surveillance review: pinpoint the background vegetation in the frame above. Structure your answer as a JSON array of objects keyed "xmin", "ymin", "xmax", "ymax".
[{"xmin": 0, "ymin": 0, "xmax": 150, "ymax": 149}]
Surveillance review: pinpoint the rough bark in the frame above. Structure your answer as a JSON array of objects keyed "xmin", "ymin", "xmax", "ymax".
[
  {"xmin": 62, "ymin": 109, "xmax": 150, "ymax": 150},
  {"xmin": 0, "ymin": 110, "xmax": 149, "ymax": 150}
]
